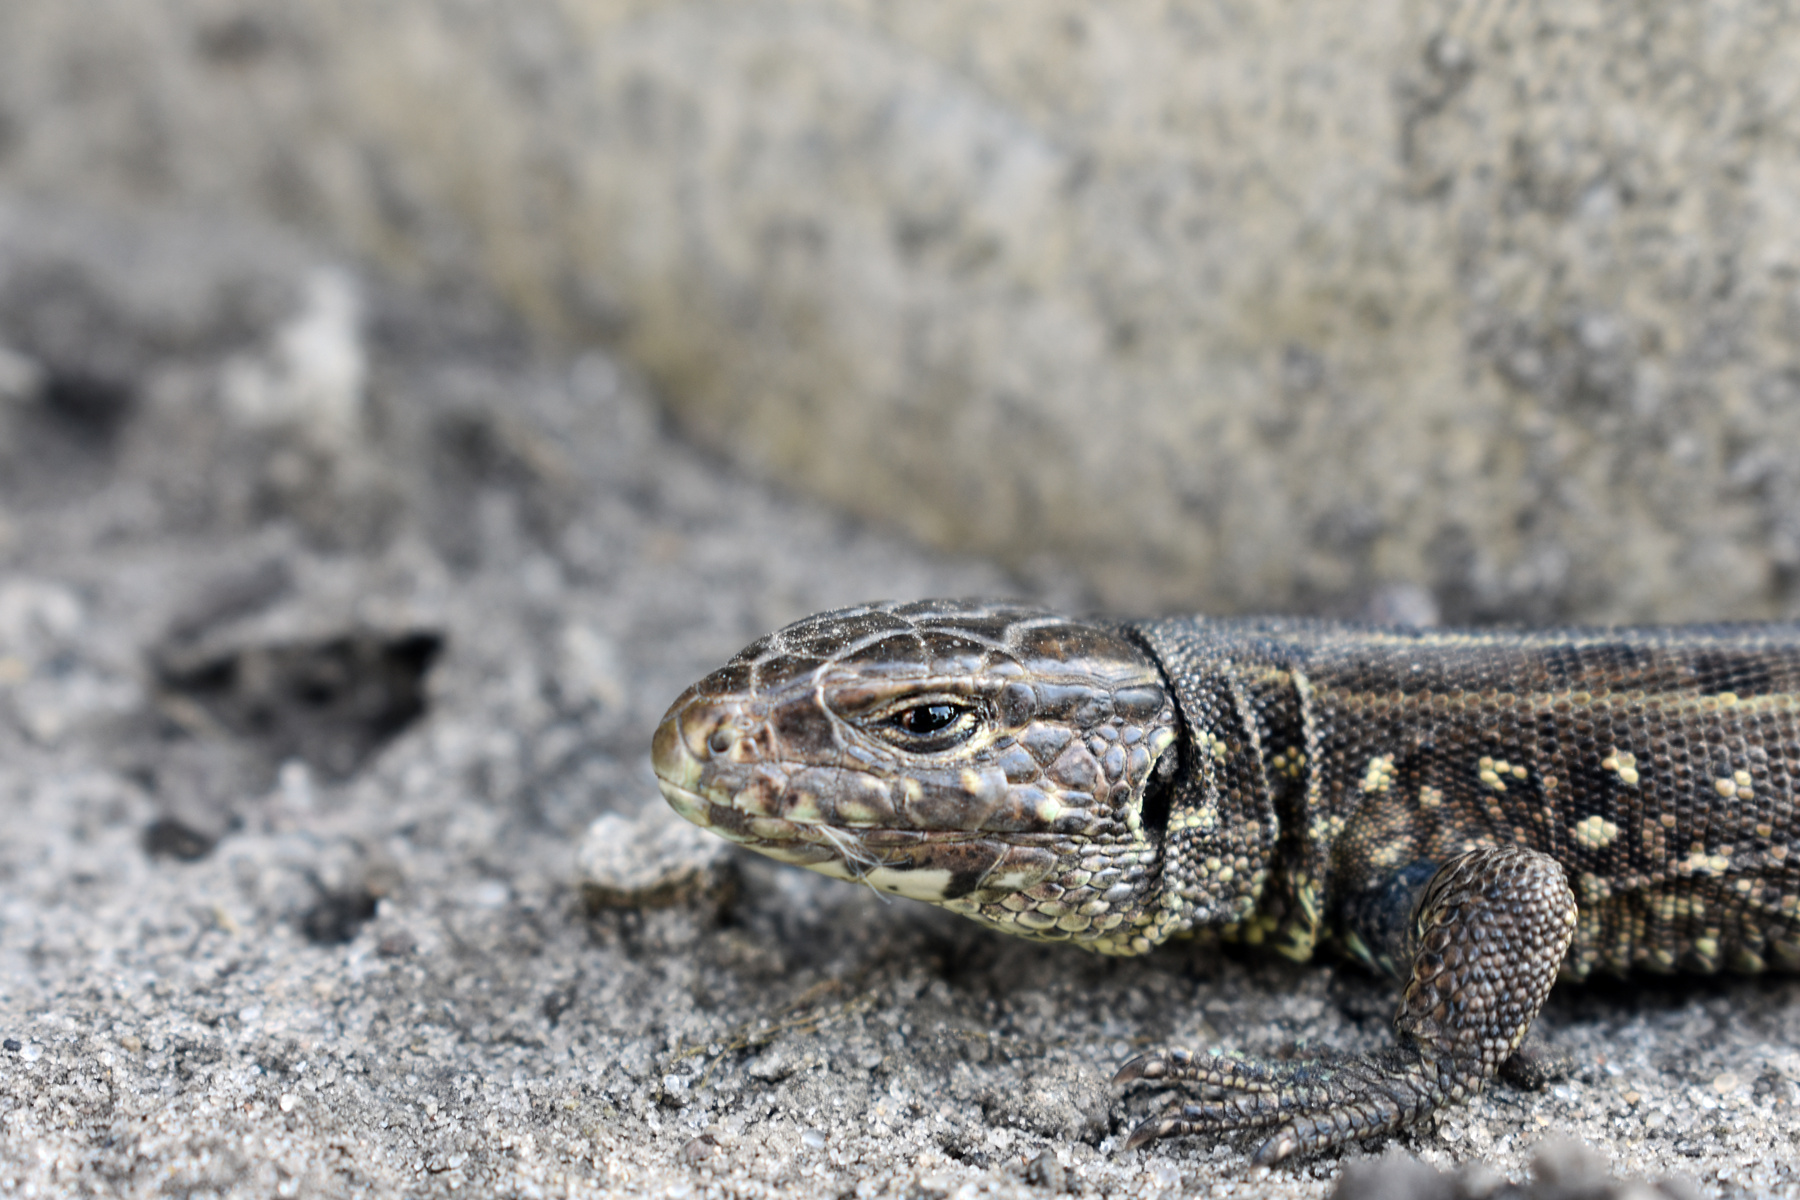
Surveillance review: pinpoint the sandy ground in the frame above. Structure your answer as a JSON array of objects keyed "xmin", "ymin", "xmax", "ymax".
[{"xmin": 0, "ymin": 202, "xmax": 1794, "ymax": 1198}]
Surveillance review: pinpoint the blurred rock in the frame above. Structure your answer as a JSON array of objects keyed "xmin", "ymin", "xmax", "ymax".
[
  {"xmin": 218, "ymin": 267, "xmax": 365, "ymax": 447},
  {"xmin": 1331, "ymin": 1140, "xmax": 1712, "ymax": 1200},
  {"xmin": 0, "ymin": 343, "xmax": 41, "ymax": 401},
  {"xmin": 2, "ymin": 2, "xmax": 1797, "ymax": 620},
  {"xmin": 578, "ymin": 806, "xmax": 736, "ymax": 912}
]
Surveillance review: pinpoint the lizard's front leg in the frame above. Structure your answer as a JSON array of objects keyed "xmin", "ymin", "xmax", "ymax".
[{"xmin": 1115, "ymin": 845, "xmax": 1577, "ymax": 1163}]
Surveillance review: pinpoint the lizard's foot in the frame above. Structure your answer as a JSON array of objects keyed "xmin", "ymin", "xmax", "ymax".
[
  {"xmin": 1114, "ymin": 1043, "xmax": 1459, "ymax": 1163},
  {"xmin": 1115, "ymin": 846, "xmax": 1577, "ymax": 1164}
]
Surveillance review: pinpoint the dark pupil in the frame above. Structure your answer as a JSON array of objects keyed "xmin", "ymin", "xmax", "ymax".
[{"xmin": 898, "ymin": 704, "xmax": 957, "ymax": 735}]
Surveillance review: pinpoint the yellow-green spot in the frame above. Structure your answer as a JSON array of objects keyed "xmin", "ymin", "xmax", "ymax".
[
  {"xmin": 1572, "ymin": 815, "xmax": 1619, "ymax": 850},
  {"xmin": 1601, "ymin": 750, "xmax": 1640, "ymax": 787},
  {"xmin": 1578, "ymin": 872, "xmax": 1612, "ymax": 902},
  {"xmin": 833, "ymin": 796, "xmax": 882, "ymax": 824},
  {"xmin": 1480, "ymin": 756, "xmax": 1524, "ymax": 789}
]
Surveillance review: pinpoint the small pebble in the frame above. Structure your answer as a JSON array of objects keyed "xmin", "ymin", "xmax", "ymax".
[
  {"xmin": 679, "ymin": 1134, "xmax": 721, "ymax": 1164},
  {"xmin": 470, "ymin": 879, "xmax": 510, "ymax": 908},
  {"xmin": 376, "ymin": 932, "xmax": 415, "ymax": 958},
  {"xmin": 1531, "ymin": 1137, "xmax": 1609, "ymax": 1188},
  {"xmin": 578, "ymin": 809, "xmax": 735, "ymax": 910},
  {"xmin": 1024, "ymin": 1148, "xmax": 1065, "ymax": 1191},
  {"xmin": 1330, "ymin": 1148, "xmax": 1446, "ymax": 1200}
]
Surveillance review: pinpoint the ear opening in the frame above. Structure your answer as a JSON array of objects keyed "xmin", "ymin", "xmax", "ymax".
[{"xmin": 1137, "ymin": 738, "xmax": 1178, "ymax": 838}]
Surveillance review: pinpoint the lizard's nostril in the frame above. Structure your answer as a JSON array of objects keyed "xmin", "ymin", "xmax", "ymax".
[{"xmin": 652, "ymin": 692, "xmax": 742, "ymax": 781}]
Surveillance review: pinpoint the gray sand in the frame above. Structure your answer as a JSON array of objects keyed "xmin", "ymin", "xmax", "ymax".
[{"xmin": 0, "ymin": 204, "xmax": 1794, "ymax": 1198}]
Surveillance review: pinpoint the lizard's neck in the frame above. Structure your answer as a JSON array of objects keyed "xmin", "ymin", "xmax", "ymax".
[{"xmin": 1126, "ymin": 618, "xmax": 1300, "ymax": 946}]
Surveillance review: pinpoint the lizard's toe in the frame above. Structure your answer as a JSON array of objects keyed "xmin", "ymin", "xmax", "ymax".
[
  {"xmin": 1122, "ymin": 1111, "xmax": 1187, "ymax": 1151},
  {"xmin": 1250, "ymin": 1124, "xmax": 1302, "ymax": 1165},
  {"xmin": 1120, "ymin": 1093, "xmax": 1293, "ymax": 1154},
  {"xmin": 1112, "ymin": 1047, "xmax": 1191, "ymax": 1085}
]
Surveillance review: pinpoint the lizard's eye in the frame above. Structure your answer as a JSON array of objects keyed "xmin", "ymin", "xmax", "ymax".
[
  {"xmin": 895, "ymin": 703, "xmax": 959, "ymax": 735},
  {"xmin": 872, "ymin": 699, "xmax": 981, "ymax": 750}
]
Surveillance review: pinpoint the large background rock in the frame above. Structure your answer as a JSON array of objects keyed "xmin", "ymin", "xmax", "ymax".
[{"xmin": 2, "ymin": 0, "xmax": 1794, "ymax": 620}]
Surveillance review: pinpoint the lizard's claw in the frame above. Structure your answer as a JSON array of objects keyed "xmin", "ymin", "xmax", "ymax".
[
  {"xmin": 1122, "ymin": 1109, "xmax": 1186, "ymax": 1152},
  {"xmin": 1121, "ymin": 1098, "xmax": 1305, "ymax": 1162},
  {"xmin": 1111, "ymin": 1047, "xmax": 1192, "ymax": 1085}
]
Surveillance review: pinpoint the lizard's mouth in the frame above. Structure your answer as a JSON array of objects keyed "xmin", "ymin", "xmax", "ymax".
[{"xmin": 654, "ymin": 769, "xmax": 1062, "ymax": 903}]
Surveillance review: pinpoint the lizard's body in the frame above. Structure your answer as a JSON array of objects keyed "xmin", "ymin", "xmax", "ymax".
[{"xmin": 652, "ymin": 600, "xmax": 1800, "ymax": 1162}]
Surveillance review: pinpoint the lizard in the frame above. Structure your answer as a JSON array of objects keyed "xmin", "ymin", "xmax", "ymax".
[{"xmin": 649, "ymin": 598, "xmax": 1800, "ymax": 1164}]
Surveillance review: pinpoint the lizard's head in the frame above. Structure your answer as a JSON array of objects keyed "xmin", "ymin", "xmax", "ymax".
[{"xmin": 652, "ymin": 599, "xmax": 1180, "ymax": 951}]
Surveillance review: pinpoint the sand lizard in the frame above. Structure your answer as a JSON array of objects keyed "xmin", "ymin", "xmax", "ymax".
[{"xmin": 651, "ymin": 599, "xmax": 1800, "ymax": 1163}]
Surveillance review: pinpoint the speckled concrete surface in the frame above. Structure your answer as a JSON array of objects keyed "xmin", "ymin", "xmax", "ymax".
[{"xmin": 0, "ymin": 205, "xmax": 1795, "ymax": 1198}]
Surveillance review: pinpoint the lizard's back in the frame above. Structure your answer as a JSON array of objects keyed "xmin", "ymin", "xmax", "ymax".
[{"xmin": 1148, "ymin": 617, "xmax": 1800, "ymax": 978}]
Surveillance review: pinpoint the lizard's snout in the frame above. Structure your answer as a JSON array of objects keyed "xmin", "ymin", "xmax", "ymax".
[
  {"xmin": 651, "ymin": 692, "xmax": 725, "ymax": 807},
  {"xmin": 658, "ymin": 692, "xmax": 766, "ymax": 762},
  {"xmin": 652, "ymin": 690, "xmax": 778, "ymax": 830}
]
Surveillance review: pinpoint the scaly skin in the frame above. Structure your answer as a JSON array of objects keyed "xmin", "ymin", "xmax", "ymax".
[{"xmin": 652, "ymin": 599, "xmax": 1800, "ymax": 1163}]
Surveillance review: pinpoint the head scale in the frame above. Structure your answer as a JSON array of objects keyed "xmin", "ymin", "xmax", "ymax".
[{"xmin": 652, "ymin": 599, "xmax": 1181, "ymax": 952}]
